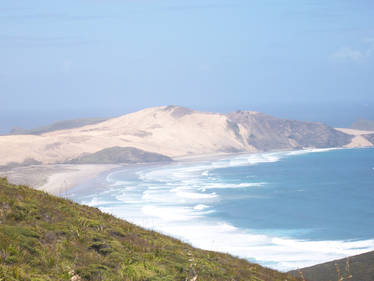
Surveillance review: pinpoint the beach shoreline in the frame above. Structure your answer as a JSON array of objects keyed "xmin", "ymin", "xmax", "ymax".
[
  {"xmin": 1, "ymin": 145, "xmax": 373, "ymax": 196},
  {"xmin": 0, "ymin": 153, "xmax": 241, "ymax": 195},
  {"xmin": 0, "ymin": 164, "xmax": 121, "ymax": 195},
  {"xmin": 66, "ymin": 146, "xmax": 374, "ymax": 271},
  {"xmin": 1, "ymin": 147, "xmax": 374, "ymax": 271}
]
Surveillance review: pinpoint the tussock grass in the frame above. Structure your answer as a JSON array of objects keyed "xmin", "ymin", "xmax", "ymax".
[
  {"xmin": 0, "ymin": 178, "xmax": 299, "ymax": 281},
  {"xmin": 297, "ymin": 258, "xmax": 353, "ymax": 281},
  {"xmin": 292, "ymin": 250, "xmax": 374, "ymax": 281}
]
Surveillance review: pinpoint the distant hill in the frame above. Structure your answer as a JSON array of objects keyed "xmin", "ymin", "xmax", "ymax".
[
  {"xmin": 351, "ymin": 119, "xmax": 374, "ymax": 131},
  {"xmin": 9, "ymin": 117, "xmax": 108, "ymax": 135},
  {"xmin": 0, "ymin": 106, "xmax": 358, "ymax": 166},
  {"xmin": 288, "ymin": 250, "xmax": 374, "ymax": 281},
  {"xmin": 227, "ymin": 111, "xmax": 351, "ymax": 151},
  {"xmin": 67, "ymin": 146, "xmax": 172, "ymax": 164},
  {"xmin": 0, "ymin": 178, "xmax": 299, "ymax": 281},
  {"xmin": 364, "ymin": 133, "xmax": 374, "ymax": 144}
]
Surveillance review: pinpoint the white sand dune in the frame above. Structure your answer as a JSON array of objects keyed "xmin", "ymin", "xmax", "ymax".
[
  {"xmin": 0, "ymin": 106, "xmax": 372, "ymax": 166},
  {"xmin": 1, "ymin": 107, "xmax": 373, "ymax": 194},
  {"xmin": 0, "ymin": 106, "xmax": 255, "ymax": 165}
]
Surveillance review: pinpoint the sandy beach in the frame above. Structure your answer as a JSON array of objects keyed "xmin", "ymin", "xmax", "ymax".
[
  {"xmin": 0, "ymin": 156, "xmax": 221, "ymax": 196},
  {"xmin": 0, "ymin": 164, "xmax": 120, "ymax": 195},
  {"xmin": 1, "ymin": 137, "xmax": 373, "ymax": 196}
]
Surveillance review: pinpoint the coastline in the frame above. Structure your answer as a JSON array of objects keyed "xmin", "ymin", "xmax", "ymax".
[
  {"xmin": 1, "ymin": 145, "xmax": 373, "ymax": 196},
  {"xmin": 335, "ymin": 127, "xmax": 374, "ymax": 148},
  {"xmin": 0, "ymin": 153, "xmax": 248, "ymax": 195},
  {"xmin": 1, "ymin": 147, "xmax": 374, "ymax": 270},
  {"xmin": 67, "ymin": 147, "xmax": 374, "ymax": 271},
  {"xmin": 0, "ymin": 164, "xmax": 121, "ymax": 195}
]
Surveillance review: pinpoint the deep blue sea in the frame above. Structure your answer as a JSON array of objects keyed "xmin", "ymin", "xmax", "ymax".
[{"xmin": 68, "ymin": 148, "xmax": 374, "ymax": 271}]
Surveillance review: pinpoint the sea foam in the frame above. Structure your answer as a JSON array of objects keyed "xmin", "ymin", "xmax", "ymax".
[{"xmin": 73, "ymin": 149, "xmax": 374, "ymax": 271}]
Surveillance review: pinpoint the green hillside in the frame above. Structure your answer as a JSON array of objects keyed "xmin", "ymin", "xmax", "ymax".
[{"xmin": 0, "ymin": 178, "xmax": 298, "ymax": 281}]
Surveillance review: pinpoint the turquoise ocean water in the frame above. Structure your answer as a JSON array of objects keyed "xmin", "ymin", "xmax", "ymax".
[{"xmin": 68, "ymin": 148, "xmax": 374, "ymax": 271}]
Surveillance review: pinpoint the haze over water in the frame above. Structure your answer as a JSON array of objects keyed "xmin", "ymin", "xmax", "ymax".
[
  {"xmin": 2, "ymin": 0, "xmax": 374, "ymax": 134},
  {"xmin": 69, "ymin": 148, "xmax": 374, "ymax": 271}
]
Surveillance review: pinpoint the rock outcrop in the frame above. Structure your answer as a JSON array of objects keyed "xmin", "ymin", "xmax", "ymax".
[{"xmin": 227, "ymin": 111, "xmax": 352, "ymax": 151}]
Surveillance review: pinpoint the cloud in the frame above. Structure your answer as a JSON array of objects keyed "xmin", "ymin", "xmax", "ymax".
[
  {"xmin": 331, "ymin": 39, "xmax": 374, "ymax": 63},
  {"xmin": 331, "ymin": 47, "xmax": 365, "ymax": 62}
]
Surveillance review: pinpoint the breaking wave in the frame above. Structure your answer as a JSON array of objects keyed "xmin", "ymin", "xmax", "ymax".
[{"xmin": 72, "ymin": 148, "xmax": 374, "ymax": 271}]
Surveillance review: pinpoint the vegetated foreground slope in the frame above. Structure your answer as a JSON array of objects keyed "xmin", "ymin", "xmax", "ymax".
[
  {"xmin": 0, "ymin": 106, "xmax": 356, "ymax": 166},
  {"xmin": 0, "ymin": 178, "xmax": 298, "ymax": 281},
  {"xmin": 288, "ymin": 250, "xmax": 374, "ymax": 281}
]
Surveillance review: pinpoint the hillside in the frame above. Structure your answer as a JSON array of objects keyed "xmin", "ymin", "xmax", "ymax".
[
  {"xmin": 335, "ymin": 128, "xmax": 374, "ymax": 148},
  {"xmin": 0, "ymin": 106, "xmax": 359, "ymax": 167},
  {"xmin": 351, "ymin": 119, "xmax": 374, "ymax": 131},
  {"xmin": 289, "ymin": 250, "xmax": 374, "ymax": 281},
  {"xmin": 0, "ymin": 178, "xmax": 298, "ymax": 281},
  {"xmin": 9, "ymin": 118, "xmax": 108, "ymax": 135},
  {"xmin": 364, "ymin": 133, "xmax": 374, "ymax": 144},
  {"xmin": 66, "ymin": 147, "xmax": 172, "ymax": 164},
  {"xmin": 227, "ymin": 111, "xmax": 351, "ymax": 151}
]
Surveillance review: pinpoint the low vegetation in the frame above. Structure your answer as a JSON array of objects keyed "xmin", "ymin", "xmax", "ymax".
[
  {"xmin": 0, "ymin": 178, "xmax": 298, "ymax": 281},
  {"xmin": 66, "ymin": 146, "xmax": 172, "ymax": 164},
  {"xmin": 289, "ymin": 252, "xmax": 374, "ymax": 281}
]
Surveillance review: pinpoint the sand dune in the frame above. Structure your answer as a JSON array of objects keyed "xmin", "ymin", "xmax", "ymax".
[
  {"xmin": 0, "ymin": 106, "xmax": 369, "ymax": 166},
  {"xmin": 335, "ymin": 128, "xmax": 374, "ymax": 148},
  {"xmin": 0, "ymin": 106, "xmax": 253, "ymax": 165}
]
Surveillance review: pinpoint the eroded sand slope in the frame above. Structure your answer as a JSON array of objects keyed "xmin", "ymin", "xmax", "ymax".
[{"xmin": 0, "ymin": 106, "xmax": 371, "ymax": 166}]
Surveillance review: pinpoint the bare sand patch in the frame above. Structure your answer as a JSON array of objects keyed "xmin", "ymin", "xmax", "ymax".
[
  {"xmin": 0, "ymin": 164, "xmax": 119, "ymax": 195},
  {"xmin": 335, "ymin": 128, "xmax": 374, "ymax": 148}
]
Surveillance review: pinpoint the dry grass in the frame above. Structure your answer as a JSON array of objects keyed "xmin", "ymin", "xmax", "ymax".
[
  {"xmin": 298, "ymin": 258, "xmax": 353, "ymax": 281},
  {"xmin": 0, "ymin": 178, "xmax": 300, "ymax": 281}
]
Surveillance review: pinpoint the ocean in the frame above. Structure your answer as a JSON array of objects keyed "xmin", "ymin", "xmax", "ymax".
[{"xmin": 67, "ymin": 148, "xmax": 374, "ymax": 271}]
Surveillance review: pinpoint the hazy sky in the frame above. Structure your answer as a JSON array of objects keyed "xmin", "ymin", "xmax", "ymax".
[{"xmin": 1, "ymin": 0, "xmax": 374, "ymax": 133}]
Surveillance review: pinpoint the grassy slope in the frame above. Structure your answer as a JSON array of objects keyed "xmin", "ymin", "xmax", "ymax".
[
  {"xmin": 289, "ymin": 250, "xmax": 374, "ymax": 281},
  {"xmin": 0, "ymin": 178, "xmax": 298, "ymax": 281}
]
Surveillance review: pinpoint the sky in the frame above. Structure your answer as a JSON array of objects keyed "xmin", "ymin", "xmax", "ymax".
[{"xmin": 1, "ymin": 0, "xmax": 374, "ymax": 133}]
